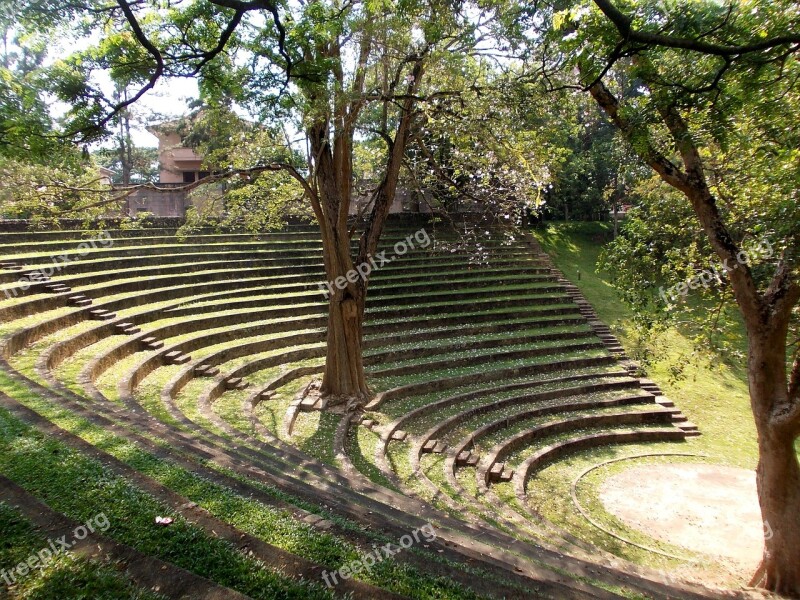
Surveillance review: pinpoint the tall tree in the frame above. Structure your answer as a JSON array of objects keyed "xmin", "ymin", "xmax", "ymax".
[
  {"xmin": 29, "ymin": 0, "xmax": 523, "ymax": 404},
  {"xmin": 536, "ymin": 0, "xmax": 800, "ymax": 593}
]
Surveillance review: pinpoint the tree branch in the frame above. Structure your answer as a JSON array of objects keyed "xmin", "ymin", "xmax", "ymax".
[
  {"xmin": 189, "ymin": 9, "xmax": 245, "ymax": 75},
  {"xmin": 587, "ymin": 79, "xmax": 688, "ymax": 191},
  {"xmin": 72, "ymin": 0, "xmax": 165, "ymax": 141},
  {"xmin": 592, "ymin": 0, "xmax": 800, "ymax": 57}
]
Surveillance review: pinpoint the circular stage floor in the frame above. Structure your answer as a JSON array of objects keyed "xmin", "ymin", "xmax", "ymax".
[{"xmin": 600, "ymin": 463, "xmax": 764, "ymax": 570}]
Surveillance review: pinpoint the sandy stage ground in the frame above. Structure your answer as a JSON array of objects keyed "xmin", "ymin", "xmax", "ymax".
[{"xmin": 599, "ymin": 463, "xmax": 764, "ymax": 575}]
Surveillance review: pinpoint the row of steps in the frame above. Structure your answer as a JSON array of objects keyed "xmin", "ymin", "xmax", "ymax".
[
  {"xmin": 165, "ymin": 350, "xmax": 191, "ymax": 365},
  {"xmin": 559, "ymin": 280, "xmax": 627, "ymax": 357},
  {"xmin": 0, "ymin": 224, "xmax": 710, "ymax": 600},
  {"xmin": 455, "ymin": 450, "xmax": 479, "ymax": 467},
  {"xmin": 115, "ymin": 322, "xmax": 140, "ymax": 335},
  {"xmin": 140, "ymin": 336, "xmax": 164, "ymax": 350},
  {"xmin": 639, "ymin": 379, "xmax": 701, "ymax": 436},
  {"xmin": 225, "ymin": 377, "xmax": 249, "ymax": 391},
  {"xmin": 422, "ymin": 439, "xmax": 447, "ymax": 454},
  {"xmin": 44, "ymin": 282, "xmax": 72, "ymax": 294},
  {"xmin": 488, "ymin": 461, "xmax": 514, "ymax": 483},
  {"xmin": 68, "ymin": 294, "xmax": 92, "ymax": 307},
  {"xmin": 28, "ymin": 271, "xmax": 50, "ymax": 282}
]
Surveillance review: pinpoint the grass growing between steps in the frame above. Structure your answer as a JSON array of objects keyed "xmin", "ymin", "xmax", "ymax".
[
  {"xmin": 347, "ymin": 424, "xmax": 398, "ymax": 491},
  {"xmin": 0, "ymin": 503, "xmax": 165, "ymax": 600},
  {"xmin": 533, "ymin": 221, "xmax": 756, "ymax": 466},
  {"xmin": 0, "ymin": 404, "xmax": 335, "ymax": 600},
  {"xmin": 0, "ymin": 371, "xmax": 499, "ymax": 600}
]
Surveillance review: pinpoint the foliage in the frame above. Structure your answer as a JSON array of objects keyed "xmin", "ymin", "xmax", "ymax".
[
  {"xmin": 178, "ymin": 106, "xmax": 312, "ymax": 232},
  {"xmin": 92, "ymin": 146, "xmax": 158, "ymax": 184},
  {"xmin": 405, "ymin": 70, "xmax": 562, "ymax": 220},
  {"xmin": 13, "ymin": 0, "xmax": 556, "ymax": 229},
  {"xmin": 0, "ymin": 3, "xmax": 80, "ymax": 164},
  {"xmin": 534, "ymin": 0, "xmax": 800, "ymax": 364},
  {"xmin": 543, "ymin": 91, "xmax": 647, "ymax": 222},
  {"xmin": 0, "ymin": 157, "xmax": 121, "ymax": 224}
]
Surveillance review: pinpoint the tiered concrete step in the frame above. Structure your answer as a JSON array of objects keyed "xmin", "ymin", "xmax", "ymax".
[
  {"xmin": 389, "ymin": 430, "xmax": 408, "ymax": 442},
  {"xmin": 67, "ymin": 294, "xmax": 92, "ymax": 307},
  {"xmin": 44, "ymin": 283, "xmax": 72, "ymax": 293},
  {"xmin": 165, "ymin": 350, "xmax": 191, "ymax": 365},
  {"xmin": 88, "ymin": 308, "xmax": 116, "ymax": 321},
  {"xmin": 0, "ymin": 224, "xmax": 711, "ymax": 600},
  {"xmin": 455, "ymin": 450, "xmax": 480, "ymax": 467},
  {"xmin": 140, "ymin": 336, "xmax": 164, "ymax": 350},
  {"xmin": 298, "ymin": 395, "xmax": 325, "ymax": 410},
  {"xmin": 675, "ymin": 420, "xmax": 700, "ymax": 436},
  {"xmin": 515, "ymin": 428, "xmax": 688, "ymax": 498},
  {"xmin": 488, "ymin": 462, "xmax": 514, "ymax": 483},
  {"xmin": 638, "ymin": 379, "xmax": 663, "ymax": 396},
  {"xmin": 422, "ymin": 439, "xmax": 447, "ymax": 454},
  {"xmin": 28, "ymin": 271, "xmax": 50, "ymax": 282},
  {"xmin": 369, "ymin": 339, "xmax": 604, "ymax": 379},
  {"xmin": 225, "ymin": 376, "xmax": 249, "ymax": 391},
  {"xmin": 639, "ymin": 380, "xmax": 660, "ymax": 393},
  {"xmin": 552, "ymin": 270, "xmax": 629, "ymax": 358},
  {"xmin": 480, "ymin": 408, "xmax": 681, "ymax": 487},
  {"xmin": 115, "ymin": 322, "xmax": 141, "ymax": 335},
  {"xmin": 194, "ymin": 364, "xmax": 220, "ymax": 377}
]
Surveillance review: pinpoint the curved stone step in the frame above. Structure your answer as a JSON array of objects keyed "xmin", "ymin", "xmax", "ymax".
[
  {"xmin": 479, "ymin": 408, "xmax": 678, "ymax": 486},
  {"xmin": 514, "ymin": 428, "xmax": 689, "ymax": 499}
]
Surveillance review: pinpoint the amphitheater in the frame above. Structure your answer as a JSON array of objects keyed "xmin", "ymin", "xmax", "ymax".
[{"xmin": 0, "ymin": 218, "xmax": 727, "ymax": 599}]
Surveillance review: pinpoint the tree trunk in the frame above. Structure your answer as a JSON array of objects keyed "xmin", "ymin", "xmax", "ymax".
[
  {"xmin": 307, "ymin": 57, "xmax": 424, "ymax": 407},
  {"xmin": 310, "ymin": 122, "xmax": 371, "ymax": 405},
  {"xmin": 321, "ymin": 284, "xmax": 370, "ymax": 403},
  {"xmin": 749, "ymin": 334, "xmax": 800, "ymax": 596}
]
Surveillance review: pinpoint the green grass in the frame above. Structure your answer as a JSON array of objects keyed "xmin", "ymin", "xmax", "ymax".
[
  {"xmin": 0, "ymin": 371, "xmax": 494, "ymax": 599},
  {"xmin": 0, "ymin": 502, "xmax": 165, "ymax": 600},
  {"xmin": 0, "ymin": 402, "xmax": 335, "ymax": 600},
  {"xmin": 3, "ymin": 223, "xmax": 777, "ymax": 597},
  {"xmin": 533, "ymin": 221, "xmax": 757, "ymax": 466}
]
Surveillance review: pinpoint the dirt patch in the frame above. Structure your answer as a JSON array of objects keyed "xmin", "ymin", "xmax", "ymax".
[{"xmin": 599, "ymin": 463, "xmax": 764, "ymax": 574}]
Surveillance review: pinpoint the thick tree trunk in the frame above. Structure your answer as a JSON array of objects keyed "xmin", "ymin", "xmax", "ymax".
[
  {"xmin": 749, "ymin": 335, "xmax": 800, "ymax": 596},
  {"xmin": 321, "ymin": 285, "xmax": 370, "ymax": 404},
  {"xmin": 306, "ymin": 57, "xmax": 424, "ymax": 407},
  {"xmin": 311, "ymin": 126, "xmax": 371, "ymax": 405}
]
